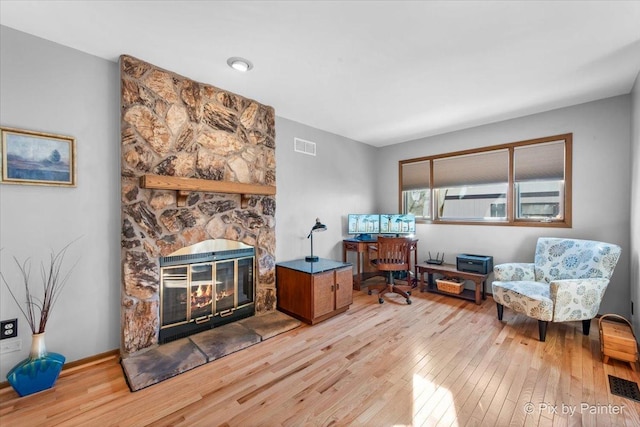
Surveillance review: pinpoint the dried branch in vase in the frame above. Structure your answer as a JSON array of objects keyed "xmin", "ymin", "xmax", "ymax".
[{"xmin": 0, "ymin": 239, "xmax": 80, "ymax": 334}]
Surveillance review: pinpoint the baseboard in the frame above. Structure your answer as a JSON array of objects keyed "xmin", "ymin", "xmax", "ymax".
[{"xmin": 0, "ymin": 349, "xmax": 120, "ymax": 390}]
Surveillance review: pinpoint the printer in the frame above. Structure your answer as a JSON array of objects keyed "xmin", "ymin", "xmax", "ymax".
[{"xmin": 456, "ymin": 254, "xmax": 493, "ymax": 275}]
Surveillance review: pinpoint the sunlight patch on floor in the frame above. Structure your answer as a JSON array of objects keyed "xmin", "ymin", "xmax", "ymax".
[{"xmin": 413, "ymin": 373, "xmax": 459, "ymax": 427}]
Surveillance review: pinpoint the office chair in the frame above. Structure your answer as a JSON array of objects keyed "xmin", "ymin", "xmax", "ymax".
[{"xmin": 367, "ymin": 236, "xmax": 412, "ymax": 304}]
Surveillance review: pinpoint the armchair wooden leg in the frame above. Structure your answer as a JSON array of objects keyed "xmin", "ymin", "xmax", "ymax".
[
  {"xmin": 496, "ymin": 303, "xmax": 504, "ymax": 320},
  {"xmin": 582, "ymin": 319, "xmax": 591, "ymax": 336},
  {"xmin": 538, "ymin": 320, "xmax": 548, "ymax": 342}
]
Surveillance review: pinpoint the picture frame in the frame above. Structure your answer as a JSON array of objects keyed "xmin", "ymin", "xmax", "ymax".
[{"xmin": 1, "ymin": 126, "xmax": 76, "ymax": 187}]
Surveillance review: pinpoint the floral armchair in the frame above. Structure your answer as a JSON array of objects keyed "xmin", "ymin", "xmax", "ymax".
[{"xmin": 491, "ymin": 237, "xmax": 621, "ymax": 341}]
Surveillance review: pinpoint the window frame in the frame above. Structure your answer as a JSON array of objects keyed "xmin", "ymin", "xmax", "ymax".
[{"xmin": 398, "ymin": 133, "xmax": 572, "ymax": 227}]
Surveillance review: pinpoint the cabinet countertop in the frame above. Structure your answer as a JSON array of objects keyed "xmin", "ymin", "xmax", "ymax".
[{"xmin": 276, "ymin": 259, "xmax": 352, "ymax": 274}]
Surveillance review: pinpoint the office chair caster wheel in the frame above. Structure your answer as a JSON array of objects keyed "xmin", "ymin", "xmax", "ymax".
[
  {"xmin": 378, "ymin": 298, "xmax": 384, "ymax": 304},
  {"xmin": 406, "ymin": 298, "xmax": 412, "ymax": 304},
  {"xmin": 368, "ymin": 290, "xmax": 372, "ymax": 295},
  {"xmin": 407, "ymin": 291, "xmax": 411, "ymax": 295}
]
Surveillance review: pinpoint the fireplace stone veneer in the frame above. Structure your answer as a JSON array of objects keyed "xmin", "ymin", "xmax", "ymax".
[{"xmin": 120, "ymin": 55, "xmax": 276, "ymax": 356}]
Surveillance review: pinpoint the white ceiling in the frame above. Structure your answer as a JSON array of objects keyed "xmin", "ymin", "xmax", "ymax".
[{"xmin": 1, "ymin": 1, "xmax": 640, "ymax": 147}]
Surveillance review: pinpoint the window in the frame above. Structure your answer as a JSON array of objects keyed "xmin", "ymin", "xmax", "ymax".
[
  {"xmin": 400, "ymin": 160, "xmax": 431, "ymax": 219},
  {"xmin": 513, "ymin": 140, "xmax": 566, "ymax": 222},
  {"xmin": 399, "ymin": 134, "xmax": 572, "ymax": 227},
  {"xmin": 433, "ymin": 149, "xmax": 508, "ymax": 221}
]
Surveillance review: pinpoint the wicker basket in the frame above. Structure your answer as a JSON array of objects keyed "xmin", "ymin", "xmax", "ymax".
[{"xmin": 436, "ymin": 278, "xmax": 464, "ymax": 294}]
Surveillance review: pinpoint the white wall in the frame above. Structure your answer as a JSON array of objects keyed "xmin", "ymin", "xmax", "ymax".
[
  {"xmin": 0, "ymin": 26, "xmax": 121, "ymax": 378},
  {"xmin": 275, "ymin": 117, "xmax": 377, "ymax": 262},
  {"xmin": 631, "ymin": 71, "xmax": 640, "ymax": 334},
  {"xmin": 376, "ymin": 95, "xmax": 633, "ymax": 316}
]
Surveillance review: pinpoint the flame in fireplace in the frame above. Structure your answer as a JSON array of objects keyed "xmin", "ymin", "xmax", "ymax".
[
  {"xmin": 191, "ymin": 284, "xmax": 213, "ymax": 309},
  {"xmin": 195, "ymin": 284, "xmax": 212, "ymax": 298}
]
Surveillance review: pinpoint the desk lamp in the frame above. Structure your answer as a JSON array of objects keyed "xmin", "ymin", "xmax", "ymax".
[{"xmin": 305, "ymin": 218, "xmax": 327, "ymax": 262}]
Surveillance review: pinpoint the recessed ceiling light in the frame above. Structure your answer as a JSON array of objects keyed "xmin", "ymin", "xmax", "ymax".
[{"xmin": 227, "ymin": 57, "xmax": 253, "ymax": 72}]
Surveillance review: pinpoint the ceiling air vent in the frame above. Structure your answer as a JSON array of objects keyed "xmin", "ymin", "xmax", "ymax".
[{"xmin": 294, "ymin": 137, "xmax": 316, "ymax": 156}]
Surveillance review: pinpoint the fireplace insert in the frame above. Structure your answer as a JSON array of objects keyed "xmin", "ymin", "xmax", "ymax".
[{"xmin": 159, "ymin": 239, "xmax": 255, "ymax": 343}]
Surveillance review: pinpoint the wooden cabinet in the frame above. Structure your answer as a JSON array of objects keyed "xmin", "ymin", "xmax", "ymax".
[{"xmin": 276, "ymin": 259, "xmax": 353, "ymax": 325}]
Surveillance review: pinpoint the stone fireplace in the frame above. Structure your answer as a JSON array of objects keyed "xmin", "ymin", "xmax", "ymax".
[{"xmin": 120, "ymin": 55, "xmax": 277, "ymax": 357}]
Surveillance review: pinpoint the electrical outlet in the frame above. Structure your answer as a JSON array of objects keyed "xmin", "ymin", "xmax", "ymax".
[
  {"xmin": 1, "ymin": 319, "xmax": 18, "ymax": 340},
  {"xmin": 0, "ymin": 338, "xmax": 22, "ymax": 354}
]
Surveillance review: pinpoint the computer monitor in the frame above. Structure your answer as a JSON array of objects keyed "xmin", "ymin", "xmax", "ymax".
[
  {"xmin": 380, "ymin": 214, "xmax": 416, "ymax": 235},
  {"xmin": 347, "ymin": 214, "xmax": 380, "ymax": 240}
]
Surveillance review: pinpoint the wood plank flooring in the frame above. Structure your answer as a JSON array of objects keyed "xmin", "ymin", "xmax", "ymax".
[{"xmin": 2, "ymin": 285, "xmax": 640, "ymax": 426}]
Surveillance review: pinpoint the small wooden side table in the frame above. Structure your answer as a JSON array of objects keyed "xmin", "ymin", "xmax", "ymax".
[
  {"xmin": 417, "ymin": 263, "xmax": 489, "ymax": 305},
  {"xmin": 276, "ymin": 259, "xmax": 353, "ymax": 325}
]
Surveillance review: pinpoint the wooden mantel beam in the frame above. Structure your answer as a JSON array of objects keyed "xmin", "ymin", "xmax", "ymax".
[{"xmin": 139, "ymin": 174, "xmax": 276, "ymax": 207}]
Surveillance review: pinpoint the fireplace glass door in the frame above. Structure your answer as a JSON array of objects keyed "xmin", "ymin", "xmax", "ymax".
[
  {"xmin": 161, "ymin": 266, "xmax": 188, "ymax": 327},
  {"xmin": 237, "ymin": 257, "xmax": 254, "ymax": 306},
  {"xmin": 216, "ymin": 261, "xmax": 235, "ymax": 313},
  {"xmin": 190, "ymin": 263, "xmax": 214, "ymax": 321},
  {"xmin": 158, "ymin": 240, "xmax": 256, "ymax": 343},
  {"xmin": 160, "ymin": 255, "xmax": 255, "ymax": 332}
]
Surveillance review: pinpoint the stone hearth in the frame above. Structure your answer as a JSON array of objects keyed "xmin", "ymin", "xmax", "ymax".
[{"xmin": 121, "ymin": 311, "xmax": 301, "ymax": 391}]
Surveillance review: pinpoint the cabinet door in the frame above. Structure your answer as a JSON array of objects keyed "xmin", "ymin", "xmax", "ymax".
[
  {"xmin": 276, "ymin": 266, "xmax": 313, "ymax": 320},
  {"xmin": 335, "ymin": 267, "xmax": 353, "ymax": 310},
  {"xmin": 313, "ymin": 271, "xmax": 335, "ymax": 318}
]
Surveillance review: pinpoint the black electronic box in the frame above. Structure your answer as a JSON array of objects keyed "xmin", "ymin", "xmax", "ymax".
[{"xmin": 456, "ymin": 254, "xmax": 493, "ymax": 275}]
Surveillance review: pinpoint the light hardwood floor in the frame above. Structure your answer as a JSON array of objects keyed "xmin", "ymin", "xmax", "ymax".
[{"xmin": 2, "ymin": 285, "xmax": 640, "ymax": 426}]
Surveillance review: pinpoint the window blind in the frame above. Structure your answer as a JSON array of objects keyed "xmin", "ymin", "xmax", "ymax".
[
  {"xmin": 401, "ymin": 160, "xmax": 430, "ymax": 190},
  {"xmin": 514, "ymin": 140, "xmax": 565, "ymax": 181},
  {"xmin": 433, "ymin": 149, "xmax": 508, "ymax": 188}
]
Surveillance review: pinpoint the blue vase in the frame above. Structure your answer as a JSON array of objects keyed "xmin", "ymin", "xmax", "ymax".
[{"xmin": 6, "ymin": 333, "xmax": 65, "ymax": 397}]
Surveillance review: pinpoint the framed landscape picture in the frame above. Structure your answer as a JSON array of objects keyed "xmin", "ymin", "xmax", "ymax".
[{"xmin": 1, "ymin": 127, "xmax": 76, "ymax": 187}]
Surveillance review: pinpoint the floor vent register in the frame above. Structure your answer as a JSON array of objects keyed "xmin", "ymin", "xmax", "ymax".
[{"xmin": 608, "ymin": 375, "xmax": 640, "ymax": 402}]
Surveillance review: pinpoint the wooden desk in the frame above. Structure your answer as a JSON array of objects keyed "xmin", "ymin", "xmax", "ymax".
[
  {"xmin": 343, "ymin": 238, "xmax": 418, "ymax": 290},
  {"xmin": 417, "ymin": 263, "xmax": 488, "ymax": 305}
]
